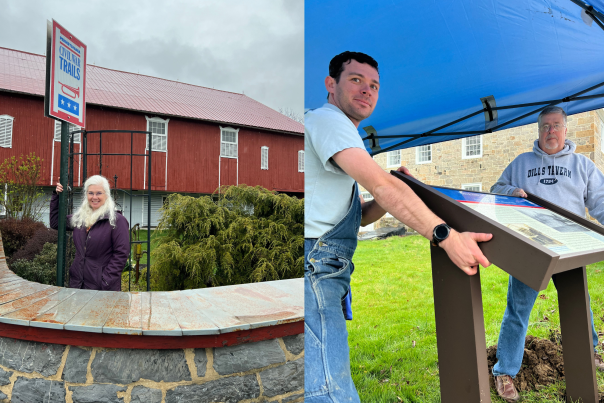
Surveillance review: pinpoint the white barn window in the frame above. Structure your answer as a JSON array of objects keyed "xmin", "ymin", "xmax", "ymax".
[
  {"xmin": 0, "ymin": 115, "xmax": 14, "ymax": 148},
  {"xmin": 145, "ymin": 116, "xmax": 169, "ymax": 152},
  {"xmin": 54, "ymin": 120, "xmax": 80, "ymax": 143},
  {"xmin": 387, "ymin": 150, "xmax": 401, "ymax": 167},
  {"xmin": 261, "ymin": 146, "xmax": 269, "ymax": 170},
  {"xmin": 298, "ymin": 150, "xmax": 304, "ymax": 172},
  {"xmin": 416, "ymin": 144, "xmax": 432, "ymax": 164},
  {"xmin": 462, "ymin": 135, "xmax": 483, "ymax": 159},
  {"xmin": 220, "ymin": 127, "xmax": 238, "ymax": 158}
]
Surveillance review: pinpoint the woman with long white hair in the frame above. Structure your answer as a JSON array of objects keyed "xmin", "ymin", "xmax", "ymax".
[{"xmin": 50, "ymin": 175, "xmax": 129, "ymax": 291}]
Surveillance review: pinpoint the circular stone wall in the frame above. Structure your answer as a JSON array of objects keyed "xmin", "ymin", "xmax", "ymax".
[{"xmin": 0, "ymin": 235, "xmax": 304, "ymax": 403}]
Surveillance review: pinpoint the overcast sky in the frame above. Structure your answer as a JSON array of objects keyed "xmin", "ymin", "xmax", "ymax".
[{"xmin": 0, "ymin": 0, "xmax": 304, "ymax": 118}]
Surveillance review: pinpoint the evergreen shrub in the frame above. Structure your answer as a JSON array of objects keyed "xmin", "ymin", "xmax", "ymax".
[
  {"xmin": 152, "ymin": 185, "xmax": 303, "ymax": 290},
  {"xmin": 11, "ymin": 242, "xmax": 58, "ymax": 285}
]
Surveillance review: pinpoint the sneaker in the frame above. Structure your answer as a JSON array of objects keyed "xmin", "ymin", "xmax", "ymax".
[
  {"xmin": 595, "ymin": 353, "xmax": 604, "ymax": 372},
  {"xmin": 495, "ymin": 375, "xmax": 520, "ymax": 402}
]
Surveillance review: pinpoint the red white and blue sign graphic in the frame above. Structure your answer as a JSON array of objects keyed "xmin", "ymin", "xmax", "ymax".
[
  {"xmin": 48, "ymin": 20, "xmax": 86, "ymax": 127},
  {"xmin": 433, "ymin": 187, "xmax": 544, "ymax": 209}
]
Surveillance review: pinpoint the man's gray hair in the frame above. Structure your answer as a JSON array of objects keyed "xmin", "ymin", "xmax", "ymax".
[
  {"xmin": 71, "ymin": 175, "xmax": 117, "ymax": 228},
  {"xmin": 538, "ymin": 106, "xmax": 567, "ymax": 126}
]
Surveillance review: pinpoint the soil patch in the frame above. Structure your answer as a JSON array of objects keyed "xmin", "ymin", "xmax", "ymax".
[
  {"xmin": 487, "ymin": 332, "xmax": 604, "ymax": 401},
  {"xmin": 487, "ymin": 335, "xmax": 564, "ymax": 393}
]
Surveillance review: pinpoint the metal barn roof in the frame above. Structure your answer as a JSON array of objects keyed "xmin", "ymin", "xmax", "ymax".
[{"xmin": 0, "ymin": 47, "xmax": 303, "ymax": 135}]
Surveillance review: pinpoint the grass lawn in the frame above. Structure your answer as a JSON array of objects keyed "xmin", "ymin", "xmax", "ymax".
[{"xmin": 349, "ymin": 235, "xmax": 604, "ymax": 402}]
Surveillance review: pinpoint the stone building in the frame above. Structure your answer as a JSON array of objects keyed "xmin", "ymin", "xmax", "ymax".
[{"xmin": 362, "ymin": 109, "xmax": 604, "ymax": 232}]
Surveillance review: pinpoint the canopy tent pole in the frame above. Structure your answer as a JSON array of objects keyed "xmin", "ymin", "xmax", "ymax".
[
  {"xmin": 368, "ymin": 82, "xmax": 604, "ymax": 156},
  {"xmin": 570, "ymin": 0, "xmax": 604, "ymax": 32}
]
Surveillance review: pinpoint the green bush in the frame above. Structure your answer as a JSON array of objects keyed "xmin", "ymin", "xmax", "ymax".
[
  {"xmin": 11, "ymin": 242, "xmax": 58, "ymax": 285},
  {"xmin": 151, "ymin": 185, "xmax": 303, "ymax": 290}
]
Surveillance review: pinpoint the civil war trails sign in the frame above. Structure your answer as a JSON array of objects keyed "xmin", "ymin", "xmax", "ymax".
[{"xmin": 44, "ymin": 19, "xmax": 87, "ymax": 127}]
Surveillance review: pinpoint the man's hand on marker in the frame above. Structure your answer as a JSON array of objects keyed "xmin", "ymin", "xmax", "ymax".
[
  {"xmin": 395, "ymin": 166, "xmax": 415, "ymax": 178},
  {"xmin": 439, "ymin": 229, "xmax": 493, "ymax": 276},
  {"xmin": 512, "ymin": 188, "xmax": 527, "ymax": 198}
]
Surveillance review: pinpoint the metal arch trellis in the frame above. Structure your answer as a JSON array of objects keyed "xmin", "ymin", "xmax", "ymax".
[
  {"xmin": 364, "ymin": 81, "xmax": 604, "ymax": 156},
  {"xmin": 64, "ymin": 128, "xmax": 153, "ymax": 292}
]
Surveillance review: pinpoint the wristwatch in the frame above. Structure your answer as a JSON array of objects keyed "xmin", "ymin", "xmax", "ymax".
[{"xmin": 431, "ymin": 223, "xmax": 451, "ymax": 246}]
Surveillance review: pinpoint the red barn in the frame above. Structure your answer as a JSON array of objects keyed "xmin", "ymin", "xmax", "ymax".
[{"xmin": 0, "ymin": 47, "xmax": 304, "ymax": 226}]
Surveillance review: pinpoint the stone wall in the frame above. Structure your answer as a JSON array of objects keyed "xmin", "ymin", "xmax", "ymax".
[
  {"xmin": 0, "ymin": 334, "xmax": 304, "ymax": 403},
  {"xmin": 368, "ymin": 110, "xmax": 604, "ymax": 229}
]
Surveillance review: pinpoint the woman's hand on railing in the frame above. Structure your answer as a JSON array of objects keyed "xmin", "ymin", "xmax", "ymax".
[{"xmin": 56, "ymin": 178, "xmax": 63, "ymax": 193}]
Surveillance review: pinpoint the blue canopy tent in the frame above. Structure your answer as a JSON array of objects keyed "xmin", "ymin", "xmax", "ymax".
[{"xmin": 305, "ymin": 0, "xmax": 604, "ymax": 156}]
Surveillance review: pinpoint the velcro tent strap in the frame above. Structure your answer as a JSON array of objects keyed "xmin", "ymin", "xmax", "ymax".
[
  {"xmin": 481, "ymin": 95, "xmax": 498, "ymax": 131},
  {"xmin": 363, "ymin": 125, "xmax": 381, "ymax": 153}
]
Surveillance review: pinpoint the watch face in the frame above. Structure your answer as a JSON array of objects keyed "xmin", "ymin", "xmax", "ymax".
[{"xmin": 435, "ymin": 225, "xmax": 449, "ymax": 240}]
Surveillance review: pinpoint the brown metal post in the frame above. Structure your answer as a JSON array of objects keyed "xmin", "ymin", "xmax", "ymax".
[
  {"xmin": 553, "ymin": 267, "xmax": 598, "ymax": 403},
  {"xmin": 431, "ymin": 244, "xmax": 491, "ymax": 403}
]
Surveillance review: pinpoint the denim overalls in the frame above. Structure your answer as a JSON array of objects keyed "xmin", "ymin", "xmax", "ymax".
[{"xmin": 304, "ymin": 183, "xmax": 362, "ymax": 403}]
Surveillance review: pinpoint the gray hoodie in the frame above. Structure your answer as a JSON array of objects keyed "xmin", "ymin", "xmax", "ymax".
[{"xmin": 490, "ymin": 139, "xmax": 604, "ymax": 222}]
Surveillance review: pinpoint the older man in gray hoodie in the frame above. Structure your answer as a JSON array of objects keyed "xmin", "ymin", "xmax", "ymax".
[{"xmin": 490, "ymin": 105, "xmax": 604, "ymax": 402}]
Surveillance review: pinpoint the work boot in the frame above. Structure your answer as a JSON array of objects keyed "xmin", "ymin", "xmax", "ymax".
[
  {"xmin": 495, "ymin": 375, "xmax": 520, "ymax": 402},
  {"xmin": 595, "ymin": 353, "xmax": 604, "ymax": 372}
]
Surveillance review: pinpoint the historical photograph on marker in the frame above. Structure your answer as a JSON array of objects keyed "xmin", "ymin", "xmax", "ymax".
[{"xmin": 434, "ymin": 187, "xmax": 604, "ymax": 255}]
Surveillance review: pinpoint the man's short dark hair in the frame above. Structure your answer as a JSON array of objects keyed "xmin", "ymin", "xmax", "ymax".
[{"xmin": 327, "ymin": 51, "xmax": 379, "ymax": 100}]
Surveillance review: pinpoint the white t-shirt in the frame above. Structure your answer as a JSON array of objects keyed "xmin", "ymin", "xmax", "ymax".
[{"xmin": 304, "ymin": 103, "xmax": 367, "ymax": 238}]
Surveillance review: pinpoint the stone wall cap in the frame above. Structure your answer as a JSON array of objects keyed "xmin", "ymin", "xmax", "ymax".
[{"xmin": 0, "ymin": 236, "xmax": 303, "ymax": 338}]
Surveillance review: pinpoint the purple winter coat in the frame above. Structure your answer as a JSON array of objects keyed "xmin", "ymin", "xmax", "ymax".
[{"xmin": 50, "ymin": 192, "xmax": 129, "ymax": 291}]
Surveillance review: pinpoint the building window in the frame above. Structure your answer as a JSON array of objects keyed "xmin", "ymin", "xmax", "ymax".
[
  {"xmin": 0, "ymin": 115, "xmax": 14, "ymax": 148},
  {"xmin": 261, "ymin": 146, "xmax": 269, "ymax": 170},
  {"xmin": 416, "ymin": 144, "xmax": 432, "ymax": 164},
  {"xmin": 145, "ymin": 116, "xmax": 169, "ymax": 152},
  {"xmin": 601, "ymin": 122, "xmax": 604, "ymax": 153},
  {"xmin": 461, "ymin": 183, "xmax": 482, "ymax": 192},
  {"xmin": 220, "ymin": 127, "xmax": 238, "ymax": 158},
  {"xmin": 462, "ymin": 135, "xmax": 482, "ymax": 159},
  {"xmin": 298, "ymin": 150, "xmax": 304, "ymax": 172},
  {"xmin": 54, "ymin": 120, "xmax": 81, "ymax": 143},
  {"xmin": 387, "ymin": 150, "xmax": 401, "ymax": 167},
  {"xmin": 360, "ymin": 191, "xmax": 373, "ymax": 201}
]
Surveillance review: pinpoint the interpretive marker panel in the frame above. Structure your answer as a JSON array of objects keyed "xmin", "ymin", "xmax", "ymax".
[{"xmin": 433, "ymin": 187, "xmax": 604, "ymax": 255}]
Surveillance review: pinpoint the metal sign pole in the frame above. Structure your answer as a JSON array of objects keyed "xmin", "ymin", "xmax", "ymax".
[{"xmin": 56, "ymin": 120, "xmax": 69, "ymax": 287}]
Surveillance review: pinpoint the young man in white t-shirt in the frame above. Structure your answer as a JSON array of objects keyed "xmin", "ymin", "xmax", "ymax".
[{"xmin": 304, "ymin": 51, "xmax": 494, "ymax": 402}]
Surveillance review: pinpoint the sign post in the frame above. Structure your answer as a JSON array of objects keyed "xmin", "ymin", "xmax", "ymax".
[{"xmin": 45, "ymin": 20, "xmax": 87, "ymax": 287}]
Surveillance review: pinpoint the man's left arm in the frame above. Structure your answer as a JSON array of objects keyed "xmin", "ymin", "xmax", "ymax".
[{"xmin": 360, "ymin": 166, "xmax": 412, "ymax": 226}]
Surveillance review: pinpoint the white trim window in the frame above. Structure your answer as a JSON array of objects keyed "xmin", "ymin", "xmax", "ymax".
[
  {"xmin": 462, "ymin": 135, "xmax": 483, "ymax": 159},
  {"xmin": 387, "ymin": 150, "xmax": 401, "ymax": 167},
  {"xmin": 461, "ymin": 183, "xmax": 482, "ymax": 192},
  {"xmin": 145, "ymin": 116, "xmax": 169, "ymax": 152},
  {"xmin": 360, "ymin": 191, "xmax": 374, "ymax": 202},
  {"xmin": 54, "ymin": 120, "xmax": 81, "ymax": 143},
  {"xmin": 0, "ymin": 115, "xmax": 14, "ymax": 148},
  {"xmin": 261, "ymin": 146, "xmax": 269, "ymax": 170},
  {"xmin": 220, "ymin": 127, "xmax": 238, "ymax": 158},
  {"xmin": 298, "ymin": 150, "xmax": 305, "ymax": 172},
  {"xmin": 601, "ymin": 121, "xmax": 604, "ymax": 153},
  {"xmin": 416, "ymin": 144, "xmax": 432, "ymax": 164}
]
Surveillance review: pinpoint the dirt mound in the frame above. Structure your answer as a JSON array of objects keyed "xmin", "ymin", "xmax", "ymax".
[{"xmin": 487, "ymin": 333, "xmax": 565, "ymax": 392}]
